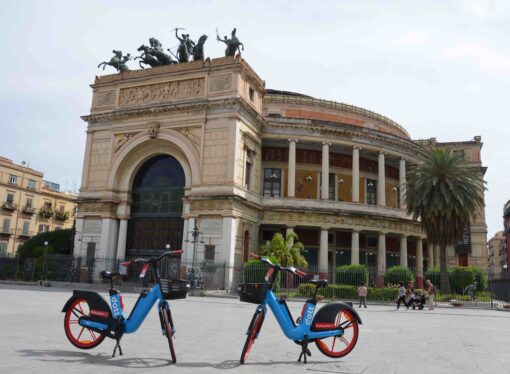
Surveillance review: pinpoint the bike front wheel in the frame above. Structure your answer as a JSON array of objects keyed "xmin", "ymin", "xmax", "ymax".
[
  {"xmin": 64, "ymin": 298, "xmax": 106, "ymax": 349},
  {"xmin": 161, "ymin": 304, "xmax": 176, "ymax": 363},
  {"xmin": 240, "ymin": 309, "xmax": 264, "ymax": 364},
  {"xmin": 315, "ymin": 309, "xmax": 359, "ymax": 358}
]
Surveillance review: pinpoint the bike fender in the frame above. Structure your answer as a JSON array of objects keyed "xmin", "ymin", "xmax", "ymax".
[
  {"xmin": 61, "ymin": 290, "xmax": 112, "ymax": 315},
  {"xmin": 310, "ymin": 302, "xmax": 362, "ymax": 332}
]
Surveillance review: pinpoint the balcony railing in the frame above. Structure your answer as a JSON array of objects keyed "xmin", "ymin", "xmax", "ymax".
[
  {"xmin": 22, "ymin": 206, "xmax": 35, "ymax": 214},
  {"xmin": 55, "ymin": 211, "xmax": 70, "ymax": 221},
  {"xmin": 39, "ymin": 208, "xmax": 54, "ymax": 219},
  {"xmin": 17, "ymin": 229, "xmax": 34, "ymax": 237},
  {"xmin": 2, "ymin": 202, "xmax": 17, "ymax": 211},
  {"xmin": 0, "ymin": 228, "xmax": 14, "ymax": 235}
]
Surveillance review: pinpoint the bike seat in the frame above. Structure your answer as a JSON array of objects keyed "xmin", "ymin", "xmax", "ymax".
[
  {"xmin": 309, "ymin": 279, "xmax": 328, "ymax": 288},
  {"xmin": 100, "ymin": 271, "xmax": 120, "ymax": 280}
]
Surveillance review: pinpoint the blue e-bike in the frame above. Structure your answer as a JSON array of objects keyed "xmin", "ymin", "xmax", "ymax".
[
  {"xmin": 61, "ymin": 250, "xmax": 189, "ymax": 363},
  {"xmin": 239, "ymin": 254, "xmax": 362, "ymax": 364}
]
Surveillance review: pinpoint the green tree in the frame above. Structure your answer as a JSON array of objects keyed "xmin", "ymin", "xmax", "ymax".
[
  {"xmin": 17, "ymin": 229, "xmax": 74, "ymax": 261},
  {"xmin": 258, "ymin": 231, "xmax": 308, "ymax": 268},
  {"xmin": 405, "ymin": 149, "xmax": 485, "ymax": 293}
]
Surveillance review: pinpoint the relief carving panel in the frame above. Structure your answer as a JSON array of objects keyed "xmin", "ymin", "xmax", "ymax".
[
  {"xmin": 114, "ymin": 132, "xmax": 136, "ymax": 153},
  {"xmin": 208, "ymin": 74, "xmax": 232, "ymax": 92},
  {"xmin": 97, "ymin": 90, "xmax": 116, "ymax": 107},
  {"xmin": 177, "ymin": 126, "xmax": 202, "ymax": 150},
  {"xmin": 118, "ymin": 78, "xmax": 205, "ymax": 107}
]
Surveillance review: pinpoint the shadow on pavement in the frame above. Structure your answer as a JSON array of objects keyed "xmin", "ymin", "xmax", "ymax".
[{"xmin": 17, "ymin": 349, "xmax": 172, "ymax": 368}]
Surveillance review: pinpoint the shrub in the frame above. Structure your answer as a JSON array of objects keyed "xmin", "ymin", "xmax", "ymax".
[
  {"xmin": 297, "ymin": 283, "xmax": 398, "ymax": 302},
  {"xmin": 384, "ymin": 266, "xmax": 414, "ymax": 286},
  {"xmin": 426, "ymin": 266, "xmax": 488, "ymax": 293},
  {"xmin": 17, "ymin": 229, "xmax": 74, "ymax": 261},
  {"xmin": 336, "ymin": 264, "xmax": 368, "ymax": 286},
  {"xmin": 425, "ymin": 267, "xmax": 441, "ymax": 289}
]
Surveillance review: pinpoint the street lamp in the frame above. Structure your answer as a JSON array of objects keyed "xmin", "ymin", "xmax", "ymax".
[{"xmin": 42, "ymin": 241, "xmax": 49, "ymax": 287}]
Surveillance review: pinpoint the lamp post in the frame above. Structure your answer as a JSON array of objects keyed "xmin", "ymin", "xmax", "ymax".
[{"xmin": 42, "ymin": 241, "xmax": 49, "ymax": 287}]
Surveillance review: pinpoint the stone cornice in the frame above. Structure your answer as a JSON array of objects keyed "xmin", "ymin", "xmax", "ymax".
[
  {"xmin": 265, "ymin": 94, "xmax": 410, "ymax": 138},
  {"xmin": 81, "ymin": 97, "xmax": 266, "ymax": 131},
  {"xmin": 263, "ymin": 118, "xmax": 427, "ymax": 160}
]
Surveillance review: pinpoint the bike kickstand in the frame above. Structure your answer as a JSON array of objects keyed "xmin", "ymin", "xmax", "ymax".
[
  {"xmin": 297, "ymin": 341, "xmax": 311, "ymax": 364},
  {"xmin": 112, "ymin": 339, "xmax": 123, "ymax": 358}
]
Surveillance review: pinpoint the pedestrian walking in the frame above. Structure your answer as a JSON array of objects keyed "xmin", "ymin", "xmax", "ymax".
[
  {"xmin": 358, "ymin": 282, "xmax": 367, "ymax": 308},
  {"xmin": 396, "ymin": 282, "xmax": 408, "ymax": 310},
  {"xmin": 426, "ymin": 279, "xmax": 435, "ymax": 310}
]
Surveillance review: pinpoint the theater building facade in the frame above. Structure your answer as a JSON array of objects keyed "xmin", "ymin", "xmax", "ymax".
[{"xmin": 74, "ymin": 57, "xmax": 487, "ymax": 288}]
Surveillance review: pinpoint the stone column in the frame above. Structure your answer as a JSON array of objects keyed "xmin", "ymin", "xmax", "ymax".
[
  {"xmin": 378, "ymin": 151, "xmax": 386, "ymax": 207},
  {"xmin": 377, "ymin": 232, "xmax": 386, "ymax": 287},
  {"xmin": 98, "ymin": 218, "xmax": 119, "ymax": 276},
  {"xmin": 73, "ymin": 218, "xmax": 84, "ymax": 257},
  {"xmin": 321, "ymin": 142, "xmax": 330, "ymax": 200},
  {"xmin": 288, "ymin": 139, "xmax": 297, "ymax": 197},
  {"xmin": 319, "ymin": 228, "xmax": 329, "ymax": 279},
  {"xmin": 416, "ymin": 237, "xmax": 424, "ymax": 289},
  {"xmin": 427, "ymin": 242, "xmax": 434, "ymax": 270},
  {"xmin": 351, "ymin": 230, "xmax": 360, "ymax": 265},
  {"xmin": 399, "ymin": 158, "xmax": 406, "ymax": 210},
  {"xmin": 352, "ymin": 146, "xmax": 360, "ymax": 203},
  {"xmin": 400, "ymin": 235, "xmax": 408, "ymax": 268},
  {"xmin": 222, "ymin": 216, "xmax": 237, "ymax": 291},
  {"xmin": 116, "ymin": 219, "xmax": 128, "ymax": 261}
]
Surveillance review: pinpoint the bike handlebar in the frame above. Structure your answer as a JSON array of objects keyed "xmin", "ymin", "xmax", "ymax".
[
  {"xmin": 248, "ymin": 253, "xmax": 307, "ymax": 278},
  {"xmin": 121, "ymin": 250, "xmax": 183, "ymax": 267}
]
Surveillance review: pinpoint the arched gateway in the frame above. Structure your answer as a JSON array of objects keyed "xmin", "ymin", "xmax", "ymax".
[{"xmin": 126, "ymin": 155, "xmax": 185, "ymax": 256}]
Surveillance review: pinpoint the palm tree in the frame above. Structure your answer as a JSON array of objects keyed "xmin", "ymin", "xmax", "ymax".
[
  {"xmin": 259, "ymin": 231, "xmax": 308, "ymax": 268},
  {"xmin": 405, "ymin": 149, "xmax": 485, "ymax": 293}
]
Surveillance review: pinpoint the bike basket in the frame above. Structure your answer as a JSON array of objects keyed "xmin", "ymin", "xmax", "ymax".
[
  {"xmin": 160, "ymin": 279, "xmax": 190, "ymax": 300},
  {"xmin": 238, "ymin": 283, "xmax": 271, "ymax": 304}
]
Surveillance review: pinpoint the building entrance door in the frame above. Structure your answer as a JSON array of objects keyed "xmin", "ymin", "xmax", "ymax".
[{"xmin": 126, "ymin": 155, "xmax": 185, "ymax": 256}]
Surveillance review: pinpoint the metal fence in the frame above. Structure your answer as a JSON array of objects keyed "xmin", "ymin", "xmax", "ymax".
[{"xmin": 1, "ymin": 254, "xmax": 509, "ymax": 310}]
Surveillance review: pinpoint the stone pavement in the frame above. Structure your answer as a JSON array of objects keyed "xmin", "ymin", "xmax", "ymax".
[{"xmin": 1, "ymin": 284, "xmax": 509, "ymax": 374}]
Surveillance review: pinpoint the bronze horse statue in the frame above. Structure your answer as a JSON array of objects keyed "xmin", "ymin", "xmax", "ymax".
[
  {"xmin": 149, "ymin": 38, "xmax": 177, "ymax": 65},
  {"xmin": 98, "ymin": 50, "xmax": 131, "ymax": 72},
  {"xmin": 134, "ymin": 45, "xmax": 161, "ymax": 69},
  {"xmin": 192, "ymin": 35, "xmax": 208, "ymax": 61},
  {"xmin": 217, "ymin": 28, "xmax": 244, "ymax": 57}
]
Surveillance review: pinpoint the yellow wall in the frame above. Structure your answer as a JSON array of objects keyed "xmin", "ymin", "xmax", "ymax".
[{"xmin": 337, "ymin": 173, "xmax": 352, "ymax": 202}]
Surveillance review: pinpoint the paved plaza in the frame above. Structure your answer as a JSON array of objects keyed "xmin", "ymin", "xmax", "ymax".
[{"xmin": 1, "ymin": 284, "xmax": 510, "ymax": 374}]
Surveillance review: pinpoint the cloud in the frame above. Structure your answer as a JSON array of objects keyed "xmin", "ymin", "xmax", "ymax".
[
  {"xmin": 445, "ymin": 43, "xmax": 510, "ymax": 72},
  {"xmin": 395, "ymin": 31, "xmax": 430, "ymax": 45}
]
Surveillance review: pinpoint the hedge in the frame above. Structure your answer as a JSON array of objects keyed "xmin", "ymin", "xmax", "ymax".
[
  {"xmin": 383, "ymin": 266, "xmax": 414, "ymax": 286},
  {"xmin": 425, "ymin": 266, "xmax": 487, "ymax": 293},
  {"xmin": 336, "ymin": 264, "xmax": 368, "ymax": 286},
  {"xmin": 17, "ymin": 229, "xmax": 74, "ymax": 261},
  {"xmin": 297, "ymin": 283, "xmax": 399, "ymax": 301}
]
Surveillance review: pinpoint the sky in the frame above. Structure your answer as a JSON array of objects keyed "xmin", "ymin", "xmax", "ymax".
[{"xmin": 0, "ymin": 0, "xmax": 509, "ymax": 238}]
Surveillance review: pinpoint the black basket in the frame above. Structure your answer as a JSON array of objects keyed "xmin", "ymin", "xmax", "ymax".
[
  {"xmin": 238, "ymin": 283, "xmax": 272, "ymax": 304},
  {"xmin": 161, "ymin": 279, "xmax": 190, "ymax": 300}
]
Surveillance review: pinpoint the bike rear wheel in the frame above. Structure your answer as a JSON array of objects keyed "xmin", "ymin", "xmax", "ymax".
[
  {"xmin": 64, "ymin": 298, "xmax": 106, "ymax": 349},
  {"xmin": 161, "ymin": 304, "xmax": 176, "ymax": 363},
  {"xmin": 315, "ymin": 309, "xmax": 359, "ymax": 358},
  {"xmin": 240, "ymin": 309, "xmax": 264, "ymax": 364}
]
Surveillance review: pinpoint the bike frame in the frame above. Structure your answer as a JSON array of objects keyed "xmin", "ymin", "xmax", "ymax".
[
  {"xmin": 79, "ymin": 281, "xmax": 168, "ymax": 334},
  {"xmin": 261, "ymin": 289, "xmax": 344, "ymax": 341}
]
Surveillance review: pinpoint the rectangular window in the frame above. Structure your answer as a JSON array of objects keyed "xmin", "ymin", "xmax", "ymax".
[
  {"xmin": 38, "ymin": 224, "xmax": 49, "ymax": 233},
  {"xmin": 44, "ymin": 201, "xmax": 52, "ymax": 209},
  {"xmin": 8, "ymin": 175, "xmax": 17, "ymax": 185},
  {"xmin": 27, "ymin": 179, "xmax": 36, "ymax": 190},
  {"xmin": 204, "ymin": 245, "xmax": 215, "ymax": 262},
  {"xmin": 329, "ymin": 173, "xmax": 335, "ymax": 200},
  {"xmin": 22, "ymin": 221, "xmax": 30, "ymax": 235},
  {"xmin": 2, "ymin": 218, "xmax": 10, "ymax": 233},
  {"xmin": 249, "ymin": 87, "xmax": 255, "ymax": 102},
  {"xmin": 263, "ymin": 168, "xmax": 281, "ymax": 197},
  {"xmin": 366, "ymin": 179, "xmax": 377, "ymax": 205},
  {"xmin": 395, "ymin": 186, "xmax": 401, "ymax": 208},
  {"xmin": 26, "ymin": 197, "xmax": 33, "ymax": 209},
  {"xmin": 0, "ymin": 242, "xmax": 7, "ymax": 256},
  {"xmin": 6, "ymin": 193, "xmax": 14, "ymax": 203},
  {"xmin": 59, "ymin": 205, "xmax": 65, "ymax": 213},
  {"xmin": 245, "ymin": 161, "xmax": 252, "ymax": 190}
]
